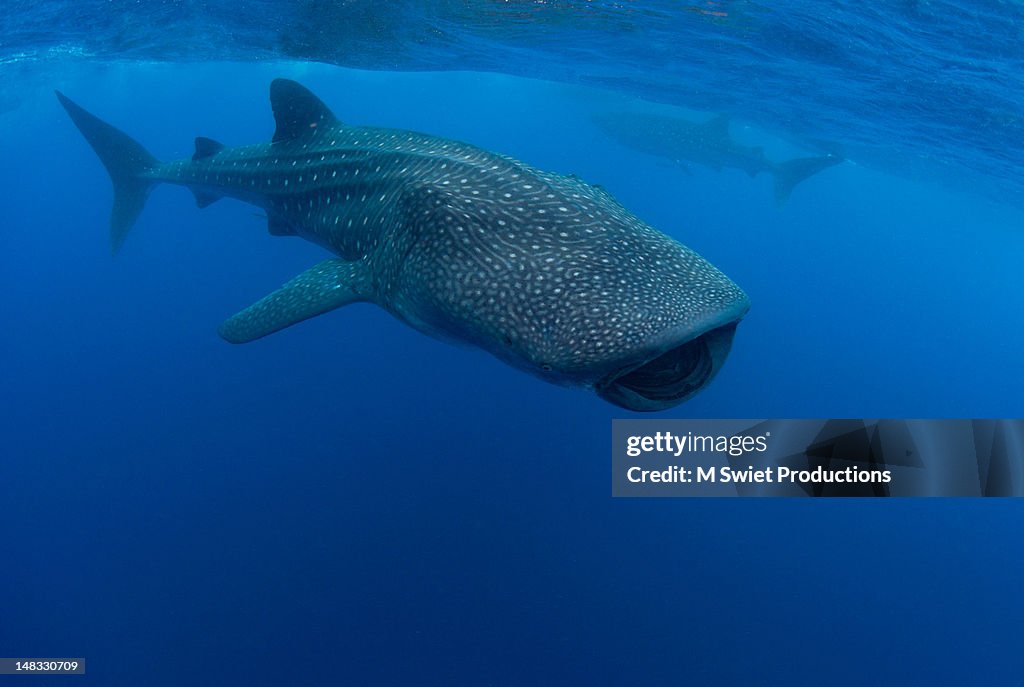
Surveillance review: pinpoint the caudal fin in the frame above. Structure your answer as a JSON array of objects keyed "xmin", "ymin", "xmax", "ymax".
[
  {"xmin": 772, "ymin": 153, "xmax": 843, "ymax": 205},
  {"xmin": 55, "ymin": 91, "xmax": 160, "ymax": 254}
]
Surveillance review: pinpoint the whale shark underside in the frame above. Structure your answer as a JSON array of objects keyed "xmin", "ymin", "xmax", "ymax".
[{"xmin": 57, "ymin": 79, "xmax": 750, "ymax": 411}]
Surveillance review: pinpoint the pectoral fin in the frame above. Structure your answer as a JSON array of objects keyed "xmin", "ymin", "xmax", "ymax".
[
  {"xmin": 218, "ymin": 259, "xmax": 369, "ymax": 343},
  {"xmin": 271, "ymin": 216, "xmax": 300, "ymax": 237},
  {"xmin": 192, "ymin": 189, "xmax": 223, "ymax": 208}
]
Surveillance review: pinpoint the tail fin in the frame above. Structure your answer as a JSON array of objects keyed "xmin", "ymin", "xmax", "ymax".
[
  {"xmin": 772, "ymin": 153, "xmax": 843, "ymax": 205},
  {"xmin": 55, "ymin": 91, "xmax": 160, "ymax": 254}
]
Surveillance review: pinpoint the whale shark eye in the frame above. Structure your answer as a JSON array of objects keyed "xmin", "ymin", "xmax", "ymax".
[{"xmin": 541, "ymin": 363, "xmax": 552, "ymax": 371}]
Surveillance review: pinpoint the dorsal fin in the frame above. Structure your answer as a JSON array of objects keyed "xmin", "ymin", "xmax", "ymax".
[
  {"xmin": 193, "ymin": 137, "xmax": 225, "ymax": 161},
  {"xmin": 270, "ymin": 79, "xmax": 339, "ymax": 144}
]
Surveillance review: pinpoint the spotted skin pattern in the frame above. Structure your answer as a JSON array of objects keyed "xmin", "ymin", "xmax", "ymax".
[{"xmin": 59, "ymin": 79, "xmax": 750, "ymax": 409}]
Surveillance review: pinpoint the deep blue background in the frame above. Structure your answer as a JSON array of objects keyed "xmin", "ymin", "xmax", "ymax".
[{"xmin": 2, "ymin": 61, "xmax": 1023, "ymax": 685}]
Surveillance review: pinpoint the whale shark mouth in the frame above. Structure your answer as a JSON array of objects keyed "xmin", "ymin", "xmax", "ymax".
[{"xmin": 596, "ymin": 322, "xmax": 739, "ymax": 412}]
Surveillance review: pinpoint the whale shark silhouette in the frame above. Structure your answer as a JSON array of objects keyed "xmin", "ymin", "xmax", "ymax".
[{"xmin": 593, "ymin": 111, "xmax": 843, "ymax": 204}]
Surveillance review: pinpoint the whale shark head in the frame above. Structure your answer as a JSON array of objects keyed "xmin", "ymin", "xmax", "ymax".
[
  {"xmin": 463, "ymin": 225, "xmax": 751, "ymax": 412},
  {"xmin": 521, "ymin": 277, "xmax": 749, "ymax": 412},
  {"xmin": 383, "ymin": 160, "xmax": 751, "ymax": 412}
]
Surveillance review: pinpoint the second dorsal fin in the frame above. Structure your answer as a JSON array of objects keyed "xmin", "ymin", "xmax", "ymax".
[
  {"xmin": 270, "ymin": 79, "xmax": 339, "ymax": 144},
  {"xmin": 193, "ymin": 137, "xmax": 225, "ymax": 160}
]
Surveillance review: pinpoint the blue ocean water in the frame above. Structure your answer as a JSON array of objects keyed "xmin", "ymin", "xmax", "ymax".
[{"xmin": 1, "ymin": 3, "xmax": 1023, "ymax": 685}]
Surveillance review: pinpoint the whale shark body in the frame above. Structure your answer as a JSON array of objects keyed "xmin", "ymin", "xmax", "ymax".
[
  {"xmin": 57, "ymin": 79, "xmax": 750, "ymax": 411},
  {"xmin": 593, "ymin": 111, "xmax": 842, "ymax": 204}
]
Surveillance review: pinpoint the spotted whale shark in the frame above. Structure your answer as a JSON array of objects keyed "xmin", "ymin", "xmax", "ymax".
[
  {"xmin": 593, "ymin": 111, "xmax": 842, "ymax": 204},
  {"xmin": 57, "ymin": 79, "xmax": 750, "ymax": 411}
]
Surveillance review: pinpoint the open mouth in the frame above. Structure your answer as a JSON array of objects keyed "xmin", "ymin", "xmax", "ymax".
[{"xmin": 596, "ymin": 322, "xmax": 739, "ymax": 411}]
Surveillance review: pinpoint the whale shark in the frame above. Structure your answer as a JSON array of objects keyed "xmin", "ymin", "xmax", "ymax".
[
  {"xmin": 593, "ymin": 111, "xmax": 842, "ymax": 204},
  {"xmin": 56, "ymin": 79, "xmax": 750, "ymax": 411}
]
